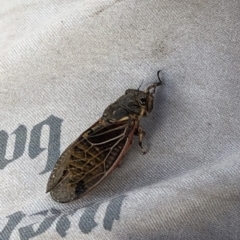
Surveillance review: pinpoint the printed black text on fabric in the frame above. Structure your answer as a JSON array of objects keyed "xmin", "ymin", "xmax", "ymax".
[
  {"xmin": 0, "ymin": 195, "xmax": 126, "ymax": 240},
  {"xmin": 0, "ymin": 116, "xmax": 126, "ymax": 239},
  {"xmin": 0, "ymin": 115, "xmax": 62, "ymax": 173}
]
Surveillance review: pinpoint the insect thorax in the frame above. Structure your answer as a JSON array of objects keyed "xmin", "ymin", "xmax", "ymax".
[{"xmin": 102, "ymin": 89, "xmax": 149, "ymax": 122}]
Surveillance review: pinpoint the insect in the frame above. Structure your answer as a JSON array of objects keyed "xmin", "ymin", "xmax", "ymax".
[{"xmin": 46, "ymin": 71, "xmax": 162, "ymax": 203}]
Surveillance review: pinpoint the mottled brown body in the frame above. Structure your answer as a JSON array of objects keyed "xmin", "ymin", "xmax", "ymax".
[{"xmin": 46, "ymin": 71, "xmax": 162, "ymax": 203}]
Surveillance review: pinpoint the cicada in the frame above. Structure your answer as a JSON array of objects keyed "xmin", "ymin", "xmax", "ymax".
[{"xmin": 46, "ymin": 71, "xmax": 162, "ymax": 203}]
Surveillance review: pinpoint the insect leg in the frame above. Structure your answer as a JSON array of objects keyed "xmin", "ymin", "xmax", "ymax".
[
  {"xmin": 146, "ymin": 70, "xmax": 162, "ymax": 94},
  {"xmin": 137, "ymin": 126, "xmax": 146, "ymax": 155}
]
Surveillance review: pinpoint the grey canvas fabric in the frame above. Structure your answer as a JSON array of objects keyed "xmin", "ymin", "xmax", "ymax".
[{"xmin": 0, "ymin": 0, "xmax": 240, "ymax": 239}]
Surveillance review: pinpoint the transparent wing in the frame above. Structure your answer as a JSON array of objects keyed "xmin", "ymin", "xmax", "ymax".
[{"xmin": 46, "ymin": 119, "xmax": 135, "ymax": 203}]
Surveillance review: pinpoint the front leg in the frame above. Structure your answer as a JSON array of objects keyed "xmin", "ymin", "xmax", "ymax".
[{"xmin": 135, "ymin": 126, "xmax": 146, "ymax": 155}]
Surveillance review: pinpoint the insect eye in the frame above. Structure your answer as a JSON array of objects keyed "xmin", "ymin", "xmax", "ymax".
[{"xmin": 140, "ymin": 98, "xmax": 147, "ymax": 105}]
